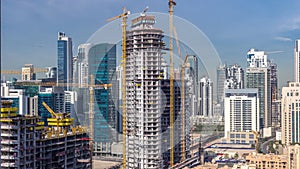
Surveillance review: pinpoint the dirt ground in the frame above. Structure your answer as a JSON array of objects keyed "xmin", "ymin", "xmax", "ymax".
[{"xmin": 93, "ymin": 160, "xmax": 121, "ymax": 169}]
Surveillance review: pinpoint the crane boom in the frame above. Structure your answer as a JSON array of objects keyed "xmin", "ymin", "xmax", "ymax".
[{"xmin": 42, "ymin": 101, "xmax": 58, "ymax": 118}]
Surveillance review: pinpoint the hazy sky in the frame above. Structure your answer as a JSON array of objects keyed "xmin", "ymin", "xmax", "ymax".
[{"xmin": 2, "ymin": 0, "xmax": 300, "ymax": 88}]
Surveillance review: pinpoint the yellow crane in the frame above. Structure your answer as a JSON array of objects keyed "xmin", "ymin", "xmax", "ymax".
[
  {"xmin": 173, "ymin": 26, "xmax": 188, "ymax": 162},
  {"xmin": 42, "ymin": 101, "xmax": 74, "ymax": 136},
  {"xmin": 169, "ymin": 0, "xmax": 176, "ymax": 167},
  {"xmin": 107, "ymin": 7, "xmax": 130, "ymax": 169},
  {"xmin": 89, "ymin": 75, "xmax": 94, "ymax": 168},
  {"xmin": 1, "ymin": 68, "xmax": 48, "ymax": 74}
]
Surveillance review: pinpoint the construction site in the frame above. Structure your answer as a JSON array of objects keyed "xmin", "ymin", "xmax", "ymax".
[{"xmin": 0, "ymin": 100, "xmax": 90, "ymax": 169}]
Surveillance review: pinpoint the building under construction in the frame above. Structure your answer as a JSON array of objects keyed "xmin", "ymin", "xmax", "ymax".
[
  {"xmin": 125, "ymin": 13, "xmax": 190, "ymax": 169},
  {"xmin": 0, "ymin": 100, "xmax": 90, "ymax": 169}
]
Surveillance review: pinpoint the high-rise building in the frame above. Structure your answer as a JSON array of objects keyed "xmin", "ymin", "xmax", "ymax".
[
  {"xmin": 57, "ymin": 32, "xmax": 73, "ymax": 91},
  {"xmin": 125, "ymin": 14, "xmax": 176, "ymax": 168},
  {"xmin": 199, "ymin": 77, "xmax": 213, "ymax": 117},
  {"xmin": 246, "ymin": 67, "xmax": 271, "ymax": 128},
  {"xmin": 45, "ymin": 67, "xmax": 57, "ymax": 79},
  {"xmin": 247, "ymin": 48, "xmax": 268, "ymax": 68},
  {"xmin": 217, "ymin": 65, "xmax": 226, "ymax": 103},
  {"xmin": 246, "ymin": 49, "xmax": 271, "ymax": 128},
  {"xmin": 294, "ymin": 40, "xmax": 300, "ymax": 82},
  {"xmin": 281, "ymin": 82, "xmax": 300, "ymax": 145},
  {"xmin": 22, "ymin": 64, "xmax": 36, "ymax": 81},
  {"xmin": 224, "ymin": 89, "xmax": 260, "ymax": 138},
  {"xmin": 73, "ymin": 43, "xmax": 93, "ymax": 88},
  {"xmin": 269, "ymin": 61, "xmax": 278, "ymax": 101},
  {"xmin": 88, "ymin": 43, "xmax": 118, "ymax": 156},
  {"xmin": 225, "ymin": 64, "xmax": 244, "ymax": 89}
]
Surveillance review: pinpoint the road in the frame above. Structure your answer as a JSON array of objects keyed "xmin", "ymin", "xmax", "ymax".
[{"xmin": 260, "ymin": 137, "xmax": 275, "ymax": 154}]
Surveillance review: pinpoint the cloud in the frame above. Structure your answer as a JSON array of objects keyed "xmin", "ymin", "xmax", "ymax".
[
  {"xmin": 274, "ymin": 36, "xmax": 292, "ymax": 42},
  {"xmin": 266, "ymin": 50, "xmax": 285, "ymax": 54}
]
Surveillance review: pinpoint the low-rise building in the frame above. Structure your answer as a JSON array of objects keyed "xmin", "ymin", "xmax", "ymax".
[
  {"xmin": 223, "ymin": 131, "xmax": 258, "ymax": 145},
  {"xmin": 288, "ymin": 144, "xmax": 300, "ymax": 169},
  {"xmin": 245, "ymin": 153, "xmax": 288, "ymax": 169}
]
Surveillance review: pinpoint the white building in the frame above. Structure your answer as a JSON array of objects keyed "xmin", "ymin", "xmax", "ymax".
[
  {"xmin": 224, "ymin": 89, "xmax": 260, "ymax": 138},
  {"xmin": 295, "ymin": 40, "xmax": 300, "ymax": 82},
  {"xmin": 199, "ymin": 77, "xmax": 213, "ymax": 117},
  {"xmin": 281, "ymin": 82, "xmax": 300, "ymax": 145},
  {"xmin": 1, "ymin": 83, "xmax": 28, "ymax": 115},
  {"xmin": 247, "ymin": 48, "xmax": 268, "ymax": 68}
]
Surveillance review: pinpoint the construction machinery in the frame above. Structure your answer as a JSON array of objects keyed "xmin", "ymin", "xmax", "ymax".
[
  {"xmin": 42, "ymin": 101, "xmax": 74, "ymax": 136},
  {"xmin": 174, "ymin": 25, "xmax": 189, "ymax": 162},
  {"xmin": 169, "ymin": 0, "xmax": 176, "ymax": 167},
  {"xmin": 107, "ymin": 7, "xmax": 130, "ymax": 169}
]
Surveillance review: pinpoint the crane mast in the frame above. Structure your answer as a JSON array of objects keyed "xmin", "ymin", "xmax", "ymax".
[
  {"xmin": 169, "ymin": 0, "xmax": 176, "ymax": 167},
  {"xmin": 107, "ymin": 7, "xmax": 130, "ymax": 169},
  {"xmin": 89, "ymin": 74, "xmax": 94, "ymax": 168}
]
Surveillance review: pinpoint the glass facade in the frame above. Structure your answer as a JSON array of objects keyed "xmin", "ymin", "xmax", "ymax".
[{"xmin": 88, "ymin": 43, "xmax": 118, "ymax": 144}]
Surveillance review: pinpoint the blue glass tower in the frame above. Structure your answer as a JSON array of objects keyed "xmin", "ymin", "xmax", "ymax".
[
  {"xmin": 88, "ymin": 43, "xmax": 118, "ymax": 155},
  {"xmin": 57, "ymin": 32, "xmax": 73, "ymax": 91}
]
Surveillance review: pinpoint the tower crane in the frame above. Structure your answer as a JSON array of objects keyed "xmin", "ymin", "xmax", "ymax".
[
  {"xmin": 169, "ymin": 0, "xmax": 176, "ymax": 167},
  {"xmin": 107, "ymin": 7, "xmax": 130, "ymax": 169},
  {"xmin": 1, "ymin": 68, "xmax": 48, "ymax": 75},
  {"xmin": 174, "ymin": 25, "xmax": 189, "ymax": 162}
]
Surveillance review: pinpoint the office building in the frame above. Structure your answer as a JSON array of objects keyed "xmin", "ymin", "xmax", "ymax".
[
  {"xmin": 73, "ymin": 43, "xmax": 93, "ymax": 88},
  {"xmin": 272, "ymin": 99, "xmax": 281, "ymax": 127},
  {"xmin": 294, "ymin": 40, "xmax": 300, "ymax": 82},
  {"xmin": 217, "ymin": 65, "xmax": 226, "ymax": 103},
  {"xmin": 199, "ymin": 77, "xmax": 213, "ymax": 117},
  {"xmin": 281, "ymin": 82, "xmax": 300, "ymax": 145},
  {"xmin": 88, "ymin": 43, "xmax": 118, "ymax": 156},
  {"xmin": 57, "ymin": 32, "xmax": 73, "ymax": 91},
  {"xmin": 247, "ymin": 48, "xmax": 268, "ymax": 68},
  {"xmin": 269, "ymin": 61, "xmax": 278, "ymax": 100},
  {"xmin": 21, "ymin": 64, "xmax": 36, "ymax": 81},
  {"xmin": 224, "ymin": 89, "xmax": 260, "ymax": 138},
  {"xmin": 246, "ymin": 49, "xmax": 271, "ymax": 128}
]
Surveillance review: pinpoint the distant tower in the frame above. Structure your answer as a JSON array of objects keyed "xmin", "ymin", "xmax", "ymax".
[
  {"xmin": 295, "ymin": 40, "xmax": 300, "ymax": 82},
  {"xmin": 45, "ymin": 67, "xmax": 57, "ymax": 79},
  {"xmin": 217, "ymin": 65, "xmax": 226, "ymax": 103},
  {"xmin": 269, "ymin": 61, "xmax": 278, "ymax": 100},
  {"xmin": 199, "ymin": 77, "xmax": 213, "ymax": 117},
  {"xmin": 246, "ymin": 49, "xmax": 271, "ymax": 128},
  {"xmin": 22, "ymin": 64, "xmax": 35, "ymax": 81},
  {"xmin": 57, "ymin": 32, "xmax": 73, "ymax": 91}
]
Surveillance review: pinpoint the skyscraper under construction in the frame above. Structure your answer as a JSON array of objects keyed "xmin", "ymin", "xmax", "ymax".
[{"xmin": 125, "ymin": 13, "xmax": 189, "ymax": 169}]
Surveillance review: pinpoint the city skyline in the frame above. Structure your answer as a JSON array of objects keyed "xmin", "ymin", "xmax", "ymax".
[{"xmin": 2, "ymin": 0, "xmax": 300, "ymax": 88}]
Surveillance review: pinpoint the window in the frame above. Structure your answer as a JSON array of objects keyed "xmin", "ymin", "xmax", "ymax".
[
  {"xmin": 241, "ymin": 134, "xmax": 246, "ymax": 138},
  {"xmin": 249, "ymin": 134, "xmax": 254, "ymax": 139},
  {"xmin": 236, "ymin": 134, "xmax": 240, "ymax": 138},
  {"xmin": 230, "ymin": 134, "xmax": 235, "ymax": 138}
]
